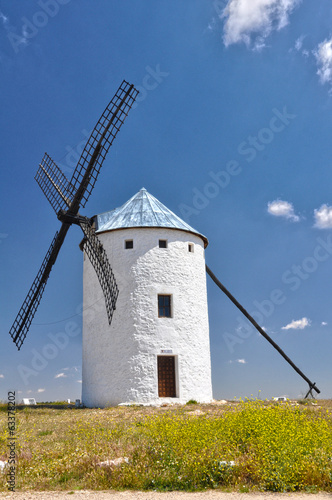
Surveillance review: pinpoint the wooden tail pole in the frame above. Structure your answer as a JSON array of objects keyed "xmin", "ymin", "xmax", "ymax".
[{"xmin": 206, "ymin": 265, "xmax": 320, "ymax": 397}]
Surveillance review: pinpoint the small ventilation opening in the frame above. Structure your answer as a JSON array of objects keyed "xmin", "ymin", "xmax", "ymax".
[
  {"xmin": 188, "ymin": 243, "xmax": 194, "ymax": 253},
  {"xmin": 159, "ymin": 239, "xmax": 167, "ymax": 248},
  {"xmin": 125, "ymin": 240, "xmax": 133, "ymax": 249}
]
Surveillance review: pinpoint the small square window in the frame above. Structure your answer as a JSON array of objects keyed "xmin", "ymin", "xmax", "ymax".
[
  {"xmin": 188, "ymin": 243, "xmax": 194, "ymax": 253},
  {"xmin": 158, "ymin": 295, "xmax": 171, "ymax": 318},
  {"xmin": 159, "ymin": 239, "xmax": 167, "ymax": 248},
  {"xmin": 125, "ymin": 240, "xmax": 133, "ymax": 249}
]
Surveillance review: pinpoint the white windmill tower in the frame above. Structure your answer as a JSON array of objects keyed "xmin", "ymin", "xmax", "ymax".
[{"xmin": 81, "ymin": 188, "xmax": 213, "ymax": 407}]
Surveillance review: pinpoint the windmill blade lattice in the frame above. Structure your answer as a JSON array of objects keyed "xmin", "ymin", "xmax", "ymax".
[
  {"xmin": 35, "ymin": 152, "xmax": 75, "ymax": 214},
  {"xmin": 9, "ymin": 227, "xmax": 69, "ymax": 350},
  {"xmin": 79, "ymin": 219, "xmax": 119, "ymax": 324}
]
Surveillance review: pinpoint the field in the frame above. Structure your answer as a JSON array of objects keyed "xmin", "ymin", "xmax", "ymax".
[{"xmin": 1, "ymin": 399, "xmax": 332, "ymax": 493}]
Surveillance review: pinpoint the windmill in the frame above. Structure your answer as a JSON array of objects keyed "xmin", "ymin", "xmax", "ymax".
[
  {"xmin": 9, "ymin": 80, "xmax": 320, "ymax": 401},
  {"xmin": 9, "ymin": 80, "xmax": 138, "ymax": 351}
]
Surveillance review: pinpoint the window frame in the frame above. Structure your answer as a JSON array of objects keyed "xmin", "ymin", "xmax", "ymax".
[
  {"xmin": 159, "ymin": 239, "xmax": 168, "ymax": 249},
  {"xmin": 158, "ymin": 294, "xmax": 172, "ymax": 318}
]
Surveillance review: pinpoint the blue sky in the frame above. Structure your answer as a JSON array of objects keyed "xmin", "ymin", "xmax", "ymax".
[{"xmin": 1, "ymin": 0, "xmax": 332, "ymax": 402}]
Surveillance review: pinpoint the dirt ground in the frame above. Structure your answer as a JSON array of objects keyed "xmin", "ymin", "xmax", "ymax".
[{"xmin": 1, "ymin": 492, "xmax": 332, "ymax": 499}]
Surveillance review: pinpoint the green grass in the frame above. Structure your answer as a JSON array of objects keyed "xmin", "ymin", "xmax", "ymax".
[
  {"xmin": 37, "ymin": 430, "xmax": 53, "ymax": 437},
  {"xmin": 0, "ymin": 400, "xmax": 332, "ymax": 492}
]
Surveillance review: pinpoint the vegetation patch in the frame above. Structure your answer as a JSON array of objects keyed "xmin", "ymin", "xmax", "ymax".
[{"xmin": 0, "ymin": 400, "xmax": 332, "ymax": 492}]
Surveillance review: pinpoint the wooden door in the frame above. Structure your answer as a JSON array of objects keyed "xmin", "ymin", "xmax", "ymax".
[{"xmin": 158, "ymin": 356, "xmax": 176, "ymax": 397}]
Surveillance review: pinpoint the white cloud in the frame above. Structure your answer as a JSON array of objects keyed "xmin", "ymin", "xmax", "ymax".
[
  {"xmin": 321, "ymin": 321, "xmax": 328, "ymax": 326},
  {"xmin": 55, "ymin": 372, "xmax": 67, "ymax": 379},
  {"xmin": 21, "ymin": 26, "xmax": 29, "ymax": 44},
  {"xmin": 76, "ymin": 380, "xmax": 82, "ymax": 384},
  {"xmin": 37, "ymin": 388, "xmax": 45, "ymax": 393},
  {"xmin": 0, "ymin": 374, "xmax": 4, "ymax": 379},
  {"xmin": 314, "ymin": 38, "xmax": 332, "ymax": 85},
  {"xmin": 267, "ymin": 200, "xmax": 300, "ymax": 221},
  {"xmin": 229, "ymin": 358, "xmax": 247, "ymax": 364},
  {"xmin": 207, "ymin": 17, "xmax": 218, "ymax": 32},
  {"xmin": 294, "ymin": 35, "xmax": 305, "ymax": 51},
  {"xmin": 221, "ymin": 0, "xmax": 301, "ymax": 49},
  {"xmin": 314, "ymin": 204, "xmax": 332, "ymax": 229},
  {"xmin": 63, "ymin": 366, "xmax": 80, "ymax": 374},
  {"xmin": 282, "ymin": 317, "xmax": 311, "ymax": 330},
  {"xmin": 0, "ymin": 11, "xmax": 8, "ymax": 25}
]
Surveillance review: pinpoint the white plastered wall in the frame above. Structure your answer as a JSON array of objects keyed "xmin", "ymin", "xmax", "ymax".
[{"xmin": 82, "ymin": 227, "xmax": 213, "ymax": 407}]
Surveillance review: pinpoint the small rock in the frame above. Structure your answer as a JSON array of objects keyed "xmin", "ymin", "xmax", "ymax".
[
  {"xmin": 97, "ymin": 457, "xmax": 129, "ymax": 468},
  {"xmin": 189, "ymin": 409, "xmax": 204, "ymax": 415},
  {"xmin": 219, "ymin": 460, "xmax": 236, "ymax": 467},
  {"xmin": 0, "ymin": 461, "xmax": 7, "ymax": 472}
]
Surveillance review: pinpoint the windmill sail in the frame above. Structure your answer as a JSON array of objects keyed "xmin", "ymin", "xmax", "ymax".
[
  {"xmin": 79, "ymin": 220, "xmax": 119, "ymax": 324},
  {"xmin": 35, "ymin": 81, "xmax": 139, "ymax": 214},
  {"xmin": 35, "ymin": 153, "xmax": 75, "ymax": 214},
  {"xmin": 69, "ymin": 80, "xmax": 138, "ymax": 209},
  {"xmin": 9, "ymin": 227, "xmax": 69, "ymax": 350},
  {"xmin": 9, "ymin": 80, "xmax": 138, "ymax": 350}
]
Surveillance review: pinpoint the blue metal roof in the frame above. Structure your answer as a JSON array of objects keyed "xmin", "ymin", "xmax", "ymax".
[{"xmin": 95, "ymin": 188, "xmax": 208, "ymax": 247}]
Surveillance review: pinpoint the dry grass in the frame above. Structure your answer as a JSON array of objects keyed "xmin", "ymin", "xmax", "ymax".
[{"xmin": 0, "ymin": 399, "xmax": 332, "ymax": 492}]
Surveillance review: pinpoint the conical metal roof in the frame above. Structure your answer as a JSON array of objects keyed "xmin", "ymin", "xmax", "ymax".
[{"xmin": 95, "ymin": 188, "xmax": 208, "ymax": 247}]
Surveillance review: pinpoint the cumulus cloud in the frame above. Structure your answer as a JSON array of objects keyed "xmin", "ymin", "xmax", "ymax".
[
  {"xmin": 54, "ymin": 372, "xmax": 67, "ymax": 379},
  {"xmin": 221, "ymin": 0, "xmax": 301, "ymax": 49},
  {"xmin": 314, "ymin": 204, "xmax": 332, "ymax": 229},
  {"xmin": 282, "ymin": 317, "xmax": 311, "ymax": 330},
  {"xmin": 321, "ymin": 321, "xmax": 328, "ymax": 326},
  {"xmin": 267, "ymin": 200, "xmax": 300, "ymax": 221},
  {"xmin": 0, "ymin": 374, "xmax": 4, "ymax": 379},
  {"xmin": 229, "ymin": 358, "xmax": 247, "ymax": 364},
  {"xmin": 37, "ymin": 388, "xmax": 45, "ymax": 393},
  {"xmin": 314, "ymin": 38, "xmax": 332, "ymax": 85}
]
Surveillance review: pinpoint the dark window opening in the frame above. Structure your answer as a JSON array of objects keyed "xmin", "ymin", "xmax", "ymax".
[
  {"xmin": 188, "ymin": 243, "xmax": 194, "ymax": 253},
  {"xmin": 159, "ymin": 239, "xmax": 167, "ymax": 248},
  {"xmin": 158, "ymin": 294, "xmax": 171, "ymax": 317},
  {"xmin": 125, "ymin": 240, "xmax": 133, "ymax": 249}
]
